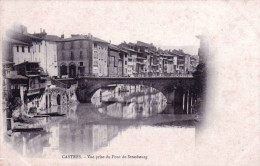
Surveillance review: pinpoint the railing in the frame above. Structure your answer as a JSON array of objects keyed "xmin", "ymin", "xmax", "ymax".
[
  {"xmin": 50, "ymin": 77, "xmax": 68, "ymax": 89},
  {"xmin": 26, "ymin": 69, "xmax": 40, "ymax": 75},
  {"xmin": 27, "ymin": 83, "xmax": 46, "ymax": 95},
  {"xmin": 74, "ymin": 73, "xmax": 193, "ymax": 78},
  {"xmin": 29, "ymin": 83, "xmax": 46, "ymax": 89}
]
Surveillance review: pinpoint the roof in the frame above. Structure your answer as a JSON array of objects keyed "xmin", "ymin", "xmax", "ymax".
[
  {"xmin": 44, "ymin": 35, "xmax": 62, "ymax": 41},
  {"xmin": 14, "ymin": 61, "xmax": 39, "ymax": 67},
  {"xmin": 122, "ymin": 47, "xmax": 137, "ymax": 53},
  {"xmin": 4, "ymin": 37, "xmax": 32, "ymax": 46},
  {"xmin": 92, "ymin": 36, "xmax": 109, "ymax": 44},
  {"xmin": 57, "ymin": 34, "xmax": 109, "ymax": 44},
  {"xmin": 7, "ymin": 74, "xmax": 28, "ymax": 80},
  {"xmin": 136, "ymin": 41, "xmax": 154, "ymax": 48},
  {"xmin": 171, "ymin": 50, "xmax": 184, "ymax": 57},
  {"xmin": 60, "ymin": 35, "xmax": 86, "ymax": 41},
  {"xmin": 24, "ymin": 33, "xmax": 43, "ymax": 41},
  {"xmin": 6, "ymin": 30, "xmax": 39, "ymax": 45},
  {"xmin": 128, "ymin": 42, "xmax": 136, "ymax": 46},
  {"xmin": 2, "ymin": 60, "xmax": 14, "ymax": 65},
  {"xmin": 109, "ymin": 44, "xmax": 121, "ymax": 51}
]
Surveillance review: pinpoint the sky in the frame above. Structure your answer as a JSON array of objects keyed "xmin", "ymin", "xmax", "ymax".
[{"xmin": 1, "ymin": 1, "xmax": 202, "ymax": 55}]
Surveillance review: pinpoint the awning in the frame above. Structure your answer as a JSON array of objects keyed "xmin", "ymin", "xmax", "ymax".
[
  {"xmin": 7, "ymin": 75, "xmax": 28, "ymax": 80},
  {"xmin": 26, "ymin": 75, "xmax": 40, "ymax": 77}
]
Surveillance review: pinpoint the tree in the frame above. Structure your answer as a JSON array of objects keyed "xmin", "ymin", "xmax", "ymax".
[{"xmin": 192, "ymin": 63, "xmax": 206, "ymax": 98}]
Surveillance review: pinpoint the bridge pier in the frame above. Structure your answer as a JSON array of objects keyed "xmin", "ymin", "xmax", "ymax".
[
  {"xmin": 166, "ymin": 90, "xmax": 175, "ymax": 105},
  {"xmin": 183, "ymin": 91, "xmax": 188, "ymax": 113}
]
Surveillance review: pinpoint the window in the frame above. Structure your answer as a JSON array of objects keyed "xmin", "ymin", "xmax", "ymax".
[
  {"xmin": 22, "ymin": 46, "xmax": 24, "ymax": 52},
  {"xmin": 109, "ymin": 56, "xmax": 115, "ymax": 67},
  {"xmin": 93, "ymin": 61, "xmax": 98, "ymax": 66},
  {"xmin": 80, "ymin": 51, "xmax": 83, "ymax": 59},
  {"xmin": 94, "ymin": 43, "xmax": 97, "ymax": 48},
  {"xmin": 16, "ymin": 46, "xmax": 19, "ymax": 52},
  {"xmin": 71, "ymin": 51, "xmax": 74, "ymax": 60},
  {"xmin": 125, "ymin": 54, "xmax": 127, "ymax": 58},
  {"xmin": 28, "ymin": 47, "xmax": 30, "ymax": 53},
  {"xmin": 62, "ymin": 53, "xmax": 65, "ymax": 60},
  {"xmin": 39, "ymin": 45, "xmax": 41, "ymax": 52},
  {"xmin": 80, "ymin": 62, "xmax": 83, "ymax": 66},
  {"xmin": 125, "ymin": 61, "xmax": 127, "ymax": 65},
  {"xmin": 80, "ymin": 41, "xmax": 84, "ymax": 48}
]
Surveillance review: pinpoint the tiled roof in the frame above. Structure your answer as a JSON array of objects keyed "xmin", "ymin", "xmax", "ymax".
[
  {"xmin": 122, "ymin": 47, "xmax": 137, "ymax": 53},
  {"xmin": 60, "ymin": 35, "xmax": 86, "ymax": 41},
  {"xmin": 7, "ymin": 74, "xmax": 28, "ymax": 80},
  {"xmin": 137, "ymin": 41, "xmax": 154, "ymax": 48},
  {"xmin": 14, "ymin": 61, "xmax": 39, "ymax": 67},
  {"xmin": 24, "ymin": 33, "xmax": 43, "ymax": 40},
  {"xmin": 92, "ymin": 36, "xmax": 109, "ymax": 44},
  {"xmin": 58, "ymin": 35, "xmax": 108, "ymax": 44},
  {"xmin": 109, "ymin": 44, "xmax": 121, "ymax": 51},
  {"xmin": 4, "ymin": 37, "xmax": 32, "ymax": 46},
  {"xmin": 44, "ymin": 35, "xmax": 62, "ymax": 41}
]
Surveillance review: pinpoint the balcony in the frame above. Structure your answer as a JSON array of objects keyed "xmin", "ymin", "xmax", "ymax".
[
  {"xmin": 26, "ymin": 69, "xmax": 40, "ymax": 76},
  {"xmin": 27, "ymin": 83, "xmax": 46, "ymax": 96}
]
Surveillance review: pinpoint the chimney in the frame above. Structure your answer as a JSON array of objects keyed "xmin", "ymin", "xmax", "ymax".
[
  {"xmin": 61, "ymin": 34, "xmax": 64, "ymax": 39},
  {"xmin": 88, "ymin": 33, "xmax": 93, "ymax": 39},
  {"xmin": 40, "ymin": 28, "xmax": 42, "ymax": 33},
  {"xmin": 109, "ymin": 40, "xmax": 111, "ymax": 44}
]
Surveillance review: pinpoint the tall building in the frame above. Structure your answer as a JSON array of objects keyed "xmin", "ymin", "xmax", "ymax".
[
  {"xmin": 108, "ymin": 44, "xmax": 124, "ymax": 77},
  {"xmin": 33, "ymin": 31, "xmax": 61, "ymax": 77},
  {"xmin": 118, "ymin": 42, "xmax": 138, "ymax": 77},
  {"xmin": 5, "ymin": 25, "xmax": 60, "ymax": 77},
  {"xmin": 91, "ymin": 35, "xmax": 109, "ymax": 77},
  {"xmin": 56, "ymin": 34, "xmax": 109, "ymax": 78},
  {"xmin": 57, "ymin": 35, "xmax": 92, "ymax": 78}
]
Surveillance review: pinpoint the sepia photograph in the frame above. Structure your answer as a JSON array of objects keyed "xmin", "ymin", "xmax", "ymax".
[{"xmin": 0, "ymin": 1, "xmax": 259, "ymax": 166}]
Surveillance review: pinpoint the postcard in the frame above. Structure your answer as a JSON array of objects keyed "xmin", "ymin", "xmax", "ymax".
[{"xmin": 0, "ymin": 1, "xmax": 259, "ymax": 166}]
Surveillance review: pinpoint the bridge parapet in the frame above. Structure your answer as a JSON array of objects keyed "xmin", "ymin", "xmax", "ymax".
[{"xmin": 73, "ymin": 76, "xmax": 195, "ymax": 104}]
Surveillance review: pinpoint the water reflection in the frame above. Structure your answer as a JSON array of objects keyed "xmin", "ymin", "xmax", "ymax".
[
  {"xmin": 6, "ymin": 85, "xmax": 198, "ymax": 158},
  {"xmin": 92, "ymin": 85, "xmax": 167, "ymax": 119}
]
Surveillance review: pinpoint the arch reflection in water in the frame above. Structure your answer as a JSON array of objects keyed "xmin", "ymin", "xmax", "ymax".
[{"xmin": 6, "ymin": 84, "xmax": 198, "ymax": 157}]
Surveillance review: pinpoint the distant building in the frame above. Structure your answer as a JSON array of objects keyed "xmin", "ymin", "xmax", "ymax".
[
  {"xmin": 190, "ymin": 56, "xmax": 199, "ymax": 72},
  {"xmin": 118, "ymin": 42, "xmax": 138, "ymax": 77},
  {"xmin": 184, "ymin": 53, "xmax": 191, "ymax": 73},
  {"xmin": 136, "ymin": 41, "xmax": 157, "ymax": 76},
  {"xmin": 91, "ymin": 35, "xmax": 109, "ymax": 77},
  {"xmin": 108, "ymin": 44, "xmax": 124, "ymax": 77},
  {"xmin": 173, "ymin": 50, "xmax": 185, "ymax": 74}
]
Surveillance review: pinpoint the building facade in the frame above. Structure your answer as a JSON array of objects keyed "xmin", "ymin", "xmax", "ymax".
[
  {"xmin": 57, "ymin": 36, "xmax": 92, "ymax": 78},
  {"xmin": 92, "ymin": 37, "xmax": 109, "ymax": 77},
  {"xmin": 108, "ymin": 44, "xmax": 123, "ymax": 77}
]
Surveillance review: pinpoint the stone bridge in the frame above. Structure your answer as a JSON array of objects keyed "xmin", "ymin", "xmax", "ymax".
[{"xmin": 57, "ymin": 76, "xmax": 197, "ymax": 106}]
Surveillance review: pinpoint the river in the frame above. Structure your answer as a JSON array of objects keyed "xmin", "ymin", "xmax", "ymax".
[{"xmin": 5, "ymin": 85, "xmax": 199, "ymax": 159}]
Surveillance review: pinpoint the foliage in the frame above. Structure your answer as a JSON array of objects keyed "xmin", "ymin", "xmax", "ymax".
[{"xmin": 192, "ymin": 63, "xmax": 206, "ymax": 97}]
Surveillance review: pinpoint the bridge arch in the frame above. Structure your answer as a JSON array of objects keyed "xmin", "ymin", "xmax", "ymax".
[{"xmin": 74, "ymin": 77, "xmax": 194, "ymax": 105}]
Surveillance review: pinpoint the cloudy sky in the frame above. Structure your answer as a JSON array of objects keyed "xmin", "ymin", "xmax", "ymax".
[{"xmin": 1, "ymin": 1, "xmax": 205, "ymax": 55}]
